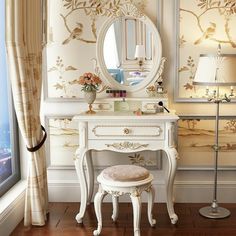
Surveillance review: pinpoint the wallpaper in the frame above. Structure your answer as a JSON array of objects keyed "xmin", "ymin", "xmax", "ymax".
[
  {"xmin": 177, "ymin": 0, "xmax": 236, "ymax": 100},
  {"xmin": 45, "ymin": 0, "xmax": 162, "ymax": 169},
  {"xmin": 45, "ymin": 0, "xmax": 149, "ymax": 100},
  {"xmin": 178, "ymin": 118, "xmax": 236, "ymax": 169}
]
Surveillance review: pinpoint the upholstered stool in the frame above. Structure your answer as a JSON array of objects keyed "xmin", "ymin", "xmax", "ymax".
[{"xmin": 93, "ymin": 165, "xmax": 156, "ymax": 236}]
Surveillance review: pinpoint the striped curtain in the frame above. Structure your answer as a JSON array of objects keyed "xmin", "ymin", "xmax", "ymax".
[{"xmin": 5, "ymin": 0, "xmax": 48, "ymax": 226}]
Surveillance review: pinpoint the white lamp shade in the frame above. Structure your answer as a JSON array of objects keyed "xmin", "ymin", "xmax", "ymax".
[
  {"xmin": 193, "ymin": 54, "xmax": 236, "ymax": 86},
  {"xmin": 135, "ymin": 45, "xmax": 146, "ymax": 58}
]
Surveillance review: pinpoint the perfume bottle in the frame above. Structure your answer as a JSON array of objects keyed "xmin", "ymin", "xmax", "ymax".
[{"xmin": 156, "ymin": 81, "xmax": 164, "ymax": 93}]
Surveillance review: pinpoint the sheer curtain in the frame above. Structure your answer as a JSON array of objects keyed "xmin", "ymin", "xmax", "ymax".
[{"xmin": 5, "ymin": 0, "xmax": 48, "ymax": 226}]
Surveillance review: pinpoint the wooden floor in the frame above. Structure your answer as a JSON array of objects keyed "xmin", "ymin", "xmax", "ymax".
[{"xmin": 11, "ymin": 203, "xmax": 236, "ymax": 236}]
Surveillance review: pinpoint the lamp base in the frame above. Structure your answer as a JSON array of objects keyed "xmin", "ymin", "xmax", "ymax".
[{"xmin": 199, "ymin": 206, "xmax": 230, "ymax": 219}]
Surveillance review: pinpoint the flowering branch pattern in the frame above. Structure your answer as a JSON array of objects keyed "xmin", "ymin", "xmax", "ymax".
[
  {"xmin": 225, "ymin": 120, "xmax": 236, "ymax": 132},
  {"xmin": 180, "ymin": 0, "xmax": 236, "ymax": 47},
  {"xmin": 178, "ymin": 1, "xmax": 236, "ymax": 96},
  {"xmin": 60, "ymin": 0, "xmax": 146, "ymax": 44},
  {"xmin": 179, "ymin": 56, "xmax": 196, "ymax": 91},
  {"xmin": 128, "ymin": 153, "xmax": 154, "ymax": 166},
  {"xmin": 48, "ymin": 56, "xmax": 78, "ymax": 98}
]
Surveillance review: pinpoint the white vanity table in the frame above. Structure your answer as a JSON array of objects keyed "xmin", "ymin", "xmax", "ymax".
[
  {"xmin": 74, "ymin": 110, "xmax": 179, "ymax": 224},
  {"xmin": 73, "ymin": 3, "xmax": 180, "ymax": 227}
]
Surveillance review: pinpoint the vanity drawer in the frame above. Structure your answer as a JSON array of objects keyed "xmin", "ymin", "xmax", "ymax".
[
  {"xmin": 88, "ymin": 123, "xmax": 164, "ymax": 140},
  {"xmin": 93, "ymin": 102, "xmax": 114, "ymax": 111}
]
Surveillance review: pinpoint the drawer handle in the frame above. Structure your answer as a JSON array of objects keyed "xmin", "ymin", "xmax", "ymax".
[{"xmin": 123, "ymin": 128, "xmax": 130, "ymax": 135}]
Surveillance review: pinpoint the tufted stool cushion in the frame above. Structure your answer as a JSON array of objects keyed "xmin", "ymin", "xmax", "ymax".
[{"xmin": 102, "ymin": 165, "xmax": 150, "ymax": 182}]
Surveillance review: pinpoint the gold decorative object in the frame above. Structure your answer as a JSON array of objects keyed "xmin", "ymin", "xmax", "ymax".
[
  {"xmin": 123, "ymin": 128, "xmax": 130, "ymax": 134},
  {"xmin": 105, "ymin": 141, "xmax": 149, "ymax": 150},
  {"xmin": 78, "ymin": 72, "xmax": 102, "ymax": 114},
  {"xmin": 84, "ymin": 91, "xmax": 96, "ymax": 114}
]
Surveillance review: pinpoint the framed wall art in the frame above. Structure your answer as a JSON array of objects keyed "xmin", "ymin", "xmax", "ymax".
[
  {"xmin": 174, "ymin": 0, "xmax": 236, "ymax": 102},
  {"xmin": 178, "ymin": 116, "xmax": 236, "ymax": 170}
]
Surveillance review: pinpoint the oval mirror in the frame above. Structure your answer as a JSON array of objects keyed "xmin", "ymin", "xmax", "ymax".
[{"xmin": 97, "ymin": 5, "xmax": 162, "ymax": 92}]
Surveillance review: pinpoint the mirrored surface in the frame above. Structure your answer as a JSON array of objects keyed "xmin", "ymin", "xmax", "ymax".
[{"xmin": 103, "ymin": 17, "xmax": 156, "ymax": 87}]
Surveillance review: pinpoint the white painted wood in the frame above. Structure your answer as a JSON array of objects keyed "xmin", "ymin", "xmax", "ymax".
[
  {"xmin": 147, "ymin": 186, "xmax": 156, "ymax": 227},
  {"xmin": 93, "ymin": 171, "xmax": 155, "ymax": 236},
  {"xmin": 93, "ymin": 185, "xmax": 107, "ymax": 236},
  {"xmin": 0, "ymin": 181, "xmax": 26, "ymax": 236},
  {"xmin": 131, "ymin": 195, "xmax": 141, "ymax": 236},
  {"xmin": 111, "ymin": 196, "xmax": 119, "ymax": 221},
  {"xmin": 73, "ymin": 111, "xmax": 179, "ymax": 225},
  {"xmin": 96, "ymin": 4, "xmax": 162, "ymax": 93}
]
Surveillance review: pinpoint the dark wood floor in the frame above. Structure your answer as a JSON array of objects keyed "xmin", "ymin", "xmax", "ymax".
[{"xmin": 11, "ymin": 202, "xmax": 236, "ymax": 236}]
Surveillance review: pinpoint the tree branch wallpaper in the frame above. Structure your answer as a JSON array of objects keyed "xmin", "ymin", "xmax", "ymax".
[{"xmin": 177, "ymin": 0, "xmax": 236, "ymax": 100}]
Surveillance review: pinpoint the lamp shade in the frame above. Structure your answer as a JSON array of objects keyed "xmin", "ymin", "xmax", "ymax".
[
  {"xmin": 193, "ymin": 54, "xmax": 236, "ymax": 86},
  {"xmin": 135, "ymin": 45, "xmax": 146, "ymax": 58}
]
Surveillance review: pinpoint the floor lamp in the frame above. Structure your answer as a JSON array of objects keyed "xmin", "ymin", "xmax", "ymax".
[{"xmin": 193, "ymin": 51, "xmax": 236, "ymax": 219}]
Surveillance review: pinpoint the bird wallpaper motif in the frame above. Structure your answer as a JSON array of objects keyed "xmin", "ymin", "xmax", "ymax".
[
  {"xmin": 46, "ymin": 0, "xmax": 147, "ymax": 100},
  {"xmin": 45, "ymin": 0, "xmax": 161, "ymax": 169},
  {"xmin": 177, "ymin": 0, "xmax": 236, "ymax": 100},
  {"xmin": 178, "ymin": 118, "xmax": 236, "ymax": 169}
]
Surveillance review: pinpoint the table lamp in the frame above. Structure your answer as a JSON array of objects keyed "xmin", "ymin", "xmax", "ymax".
[
  {"xmin": 135, "ymin": 44, "xmax": 146, "ymax": 71},
  {"xmin": 193, "ymin": 49, "xmax": 236, "ymax": 219}
]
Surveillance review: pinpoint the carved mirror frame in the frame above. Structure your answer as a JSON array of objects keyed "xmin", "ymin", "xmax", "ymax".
[{"xmin": 96, "ymin": 4, "xmax": 163, "ymax": 92}]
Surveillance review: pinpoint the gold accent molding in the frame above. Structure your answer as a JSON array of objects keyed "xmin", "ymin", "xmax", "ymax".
[{"xmin": 105, "ymin": 141, "xmax": 149, "ymax": 150}]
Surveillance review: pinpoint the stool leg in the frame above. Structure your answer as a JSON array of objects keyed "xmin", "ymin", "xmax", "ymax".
[
  {"xmin": 147, "ymin": 186, "xmax": 156, "ymax": 227},
  {"xmin": 130, "ymin": 195, "xmax": 141, "ymax": 236},
  {"xmin": 111, "ymin": 195, "xmax": 119, "ymax": 221},
  {"xmin": 93, "ymin": 185, "xmax": 107, "ymax": 236}
]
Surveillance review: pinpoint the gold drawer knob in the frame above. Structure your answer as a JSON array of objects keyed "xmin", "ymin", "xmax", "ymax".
[{"xmin": 123, "ymin": 128, "xmax": 130, "ymax": 134}]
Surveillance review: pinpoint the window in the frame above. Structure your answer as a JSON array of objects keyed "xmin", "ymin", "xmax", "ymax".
[{"xmin": 0, "ymin": 0, "xmax": 20, "ymax": 196}]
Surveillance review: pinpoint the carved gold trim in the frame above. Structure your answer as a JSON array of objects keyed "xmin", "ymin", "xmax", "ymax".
[
  {"xmin": 106, "ymin": 190, "xmax": 126, "ymax": 197},
  {"xmin": 92, "ymin": 125, "xmax": 163, "ymax": 137},
  {"xmin": 105, "ymin": 141, "xmax": 149, "ymax": 150}
]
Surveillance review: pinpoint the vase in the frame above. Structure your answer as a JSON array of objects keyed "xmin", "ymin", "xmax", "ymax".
[{"xmin": 84, "ymin": 90, "xmax": 96, "ymax": 114}]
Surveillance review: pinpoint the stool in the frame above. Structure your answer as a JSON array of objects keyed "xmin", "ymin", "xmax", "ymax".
[{"xmin": 93, "ymin": 165, "xmax": 156, "ymax": 236}]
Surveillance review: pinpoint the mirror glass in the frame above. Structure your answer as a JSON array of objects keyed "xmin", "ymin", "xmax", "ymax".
[{"xmin": 103, "ymin": 17, "xmax": 157, "ymax": 87}]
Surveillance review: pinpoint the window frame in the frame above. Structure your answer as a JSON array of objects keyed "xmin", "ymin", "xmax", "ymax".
[
  {"xmin": 0, "ymin": 0, "xmax": 21, "ymax": 197},
  {"xmin": 0, "ymin": 90, "xmax": 21, "ymax": 197}
]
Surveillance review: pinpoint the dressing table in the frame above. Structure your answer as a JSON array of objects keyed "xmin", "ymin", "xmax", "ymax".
[{"xmin": 73, "ymin": 3, "xmax": 179, "ymax": 225}]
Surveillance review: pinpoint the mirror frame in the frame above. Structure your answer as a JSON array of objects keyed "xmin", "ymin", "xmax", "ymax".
[{"xmin": 96, "ymin": 4, "xmax": 162, "ymax": 92}]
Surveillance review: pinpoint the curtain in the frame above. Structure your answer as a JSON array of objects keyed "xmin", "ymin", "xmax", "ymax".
[{"xmin": 5, "ymin": 0, "xmax": 48, "ymax": 226}]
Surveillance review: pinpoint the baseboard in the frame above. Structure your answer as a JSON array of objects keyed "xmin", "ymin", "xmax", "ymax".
[
  {"xmin": 0, "ymin": 181, "xmax": 26, "ymax": 236},
  {"xmin": 48, "ymin": 180, "xmax": 236, "ymax": 203}
]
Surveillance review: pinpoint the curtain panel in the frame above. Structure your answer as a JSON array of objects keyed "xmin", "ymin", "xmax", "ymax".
[{"xmin": 5, "ymin": 0, "xmax": 48, "ymax": 226}]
